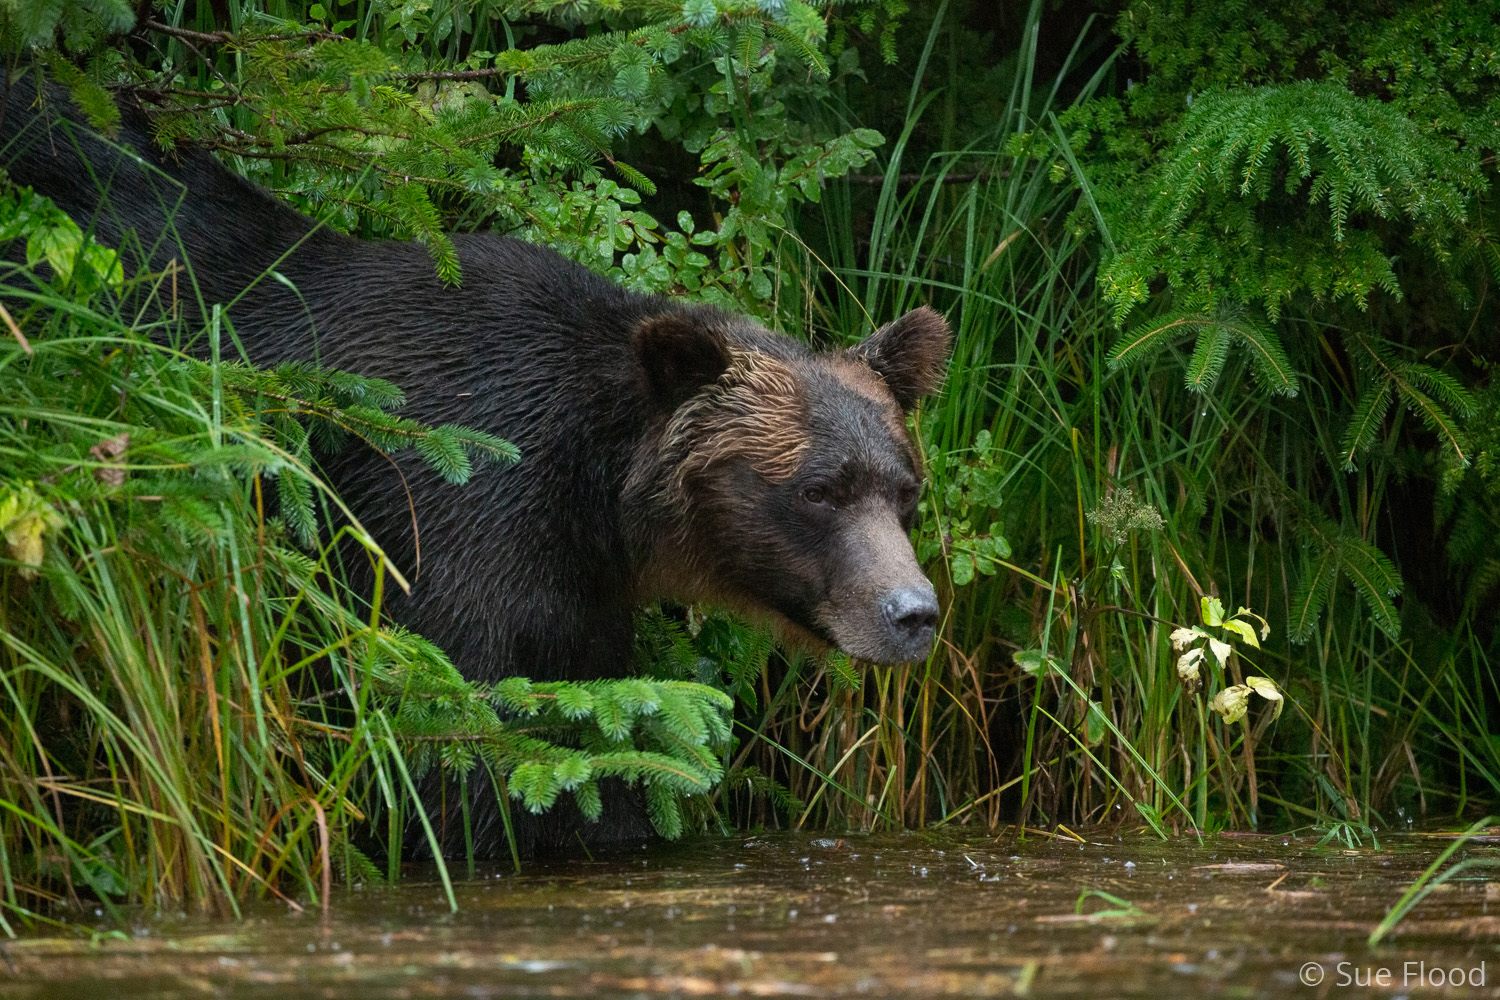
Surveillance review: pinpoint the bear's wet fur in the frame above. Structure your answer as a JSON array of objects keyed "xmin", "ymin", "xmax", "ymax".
[{"xmin": 1, "ymin": 82, "xmax": 950, "ymax": 857}]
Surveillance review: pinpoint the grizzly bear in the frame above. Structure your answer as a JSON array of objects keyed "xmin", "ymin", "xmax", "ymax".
[{"xmin": 2, "ymin": 85, "xmax": 950, "ymax": 855}]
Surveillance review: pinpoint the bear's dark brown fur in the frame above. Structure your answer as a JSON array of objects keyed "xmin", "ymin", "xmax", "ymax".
[{"xmin": 2, "ymin": 83, "xmax": 951, "ymax": 855}]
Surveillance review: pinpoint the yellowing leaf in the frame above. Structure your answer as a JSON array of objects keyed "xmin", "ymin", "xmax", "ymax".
[
  {"xmin": 4, "ymin": 512, "xmax": 46, "ymax": 572},
  {"xmin": 1208, "ymin": 684, "xmax": 1251, "ymax": 724},
  {"xmin": 1235, "ymin": 606, "xmax": 1272, "ymax": 641},
  {"xmin": 1177, "ymin": 646, "xmax": 1204, "ymax": 684},
  {"xmin": 1221, "ymin": 618, "xmax": 1260, "ymax": 648},
  {"xmin": 1208, "ymin": 637, "xmax": 1232, "ymax": 666},
  {"xmin": 1246, "ymin": 676, "xmax": 1285, "ymax": 721},
  {"xmin": 0, "ymin": 484, "xmax": 63, "ymax": 580},
  {"xmin": 1170, "ymin": 626, "xmax": 1204, "ymax": 651}
]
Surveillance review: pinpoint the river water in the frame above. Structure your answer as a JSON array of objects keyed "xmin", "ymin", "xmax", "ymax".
[{"xmin": 5, "ymin": 829, "xmax": 1500, "ymax": 997}]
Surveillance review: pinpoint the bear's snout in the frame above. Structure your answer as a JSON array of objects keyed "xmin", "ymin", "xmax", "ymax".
[{"xmin": 880, "ymin": 585, "xmax": 939, "ymax": 661}]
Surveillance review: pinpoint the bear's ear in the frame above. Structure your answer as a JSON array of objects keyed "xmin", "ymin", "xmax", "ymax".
[
  {"xmin": 850, "ymin": 306, "xmax": 952, "ymax": 410},
  {"xmin": 634, "ymin": 311, "xmax": 731, "ymax": 410}
]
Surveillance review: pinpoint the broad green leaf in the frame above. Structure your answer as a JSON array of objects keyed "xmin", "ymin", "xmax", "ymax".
[
  {"xmin": 1015, "ymin": 649, "xmax": 1063, "ymax": 677},
  {"xmin": 1200, "ymin": 595, "xmax": 1226, "ymax": 627},
  {"xmin": 951, "ymin": 553, "xmax": 975, "ymax": 586},
  {"xmin": 1084, "ymin": 701, "xmax": 1108, "ymax": 747}
]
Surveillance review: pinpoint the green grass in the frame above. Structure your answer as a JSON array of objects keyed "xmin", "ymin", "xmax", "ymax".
[
  {"xmin": 716, "ymin": 0, "xmax": 1498, "ymax": 843},
  {"xmin": 2, "ymin": 0, "xmax": 1496, "ymax": 924},
  {"xmin": 0, "ymin": 225, "xmax": 409, "ymax": 921},
  {"xmin": 0, "ymin": 188, "xmax": 736, "ymax": 924}
]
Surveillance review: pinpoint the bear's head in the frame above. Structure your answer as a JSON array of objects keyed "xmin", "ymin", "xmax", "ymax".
[{"xmin": 631, "ymin": 305, "xmax": 952, "ymax": 665}]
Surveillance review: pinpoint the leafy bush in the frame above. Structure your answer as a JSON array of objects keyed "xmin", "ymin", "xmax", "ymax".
[
  {"xmin": 5, "ymin": 0, "xmax": 1500, "ymax": 901},
  {"xmin": 0, "ymin": 182, "xmax": 732, "ymax": 918}
]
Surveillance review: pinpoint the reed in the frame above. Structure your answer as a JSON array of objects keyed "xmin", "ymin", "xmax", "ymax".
[{"xmin": 721, "ymin": 0, "xmax": 1494, "ymax": 842}]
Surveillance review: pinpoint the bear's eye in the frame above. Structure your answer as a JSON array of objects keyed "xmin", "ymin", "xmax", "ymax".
[
  {"xmin": 802, "ymin": 485, "xmax": 830, "ymax": 507},
  {"xmin": 898, "ymin": 484, "xmax": 920, "ymax": 508}
]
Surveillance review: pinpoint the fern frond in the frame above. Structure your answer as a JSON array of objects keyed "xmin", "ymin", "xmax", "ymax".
[
  {"xmin": 1107, "ymin": 310, "xmax": 1201, "ymax": 369},
  {"xmin": 573, "ymin": 780, "xmax": 603, "ymax": 822},
  {"xmin": 1334, "ymin": 534, "xmax": 1403, "ymax": 638},
  {"xmin": 645, "ymin": 781, "xmax": 683, "ymax": 839},
  {"xmin": 1395, "ymin": 383, "xmax": 1471, "ymax": 467},
  {"xmin": 1338, "ymin": 381, "xmax": 1392, "ymax": 470},
  {"xmin": 1288, "ymin": 553, "xmax": 1337, "ymax": 643},
  {"xmin": 1223, "ymin": 309, "xmax": 1297, "ymax": 396},
  {"xmin": 1183, "ymin": 322, "xmax": 1230, "ymax": 393}
]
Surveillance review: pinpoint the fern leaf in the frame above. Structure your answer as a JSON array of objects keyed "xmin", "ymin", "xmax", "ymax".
[
  {"xmin": 1288, "ymin": 555, "xmax": 1337, "ymax": 643},
  {"xmin": 1338, "ymin": 381, "xmax": 1392, "ymax": 470},
  {"xmin": 653, "ymin": 688, "xmax": 708, "ymax": 743},
  {"xmin": 492, "ymin": 677, "xmax": 539, "ymax": 714},
  {"xmin": 1225, "ymin": 312, "xmax": 1297, "ymax": 396},
  {"xmin": 275, "ymin": 467, "xmax": 318, "ymax": 547},
  {"xmin": 826, "ymin": 652, "xmax": 861, "ymax": 694},
  {"xmin": 592, "ymin": 686, "xmax": 634, "ymax": 741},
  {"xmin": 645, "ymin": 781, "xmax": 683, "ymax": 839},
  {"xmin": 1184, "ymin": 323, "xmax": 1231, "ymax": 394},
  {"xmin": 552, "ymin": 754, "xmax": 592, "ymax": 790},
  {"xmin": 573, "ymin": 780, "xmax": 603, "ymax": 822},
  {"xmin": 611, "ymin": 160, "xmax": 658, "ymax": 196},
  {"xmin": 1107, "ymin": 311, "xmax": 1203, "ymax": 369},
  {"xmin": 414, "ymin": 426, "xmax": 472, "ymax": 484},
  {"xmin": 44, "ymin": 52, "xmax": 121, "ymax": 135},
  {"xmin": 1396, "ymin": 383, "xmax": 1471, "ymax": 466},
  {"xmin": 509, "ymin": 761, "xmax": 563, "ymax": 813},
  {"xmin": 1335, "ymin": 535, "xmax": 1404, "ymax": 639},
  {"xmin": 767, "ymin": 21, "xmax": 829, "ymax": 77},
  {"xmin": 589, "ymin": 750, "xmax": 713, "ymax": 791},
  {"xmin": 553, "ymin": 685, "xmax": 594, "ymax": 720},
  {"xmin": 1402, "ymin": 364, "xmax": 1477, "ymax": 420}
]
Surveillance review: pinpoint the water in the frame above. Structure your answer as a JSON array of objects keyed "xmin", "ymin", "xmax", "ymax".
[{"xmin": 6, "ymin": 830, "xmax": 1500, "ymax": 997}]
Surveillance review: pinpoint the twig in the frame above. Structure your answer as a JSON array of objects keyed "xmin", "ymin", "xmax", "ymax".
[
  {"xmin": 0, "ymin": 302, "xmax": 31, "ymax": 355},
  {"xmin": 142, "ymin": 19, "xmax": 343, "ymax": 46},
  {"xmin": 398, "ymin": 67, "xmax": 514, "ymax": 82},
  {"xmin": 845, "ymin": 170, "xmax": 995, "ymax": 186}
]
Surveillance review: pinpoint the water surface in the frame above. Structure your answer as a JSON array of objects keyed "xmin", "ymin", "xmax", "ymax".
[{"xmin": 7, "ymin": 829, "xmax": 1500, "ymax": 997}]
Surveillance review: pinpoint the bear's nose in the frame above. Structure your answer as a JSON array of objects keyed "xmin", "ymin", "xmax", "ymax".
[{"xmin": 881, "ymin": 584, "xmax": 939, "ymax": 660}]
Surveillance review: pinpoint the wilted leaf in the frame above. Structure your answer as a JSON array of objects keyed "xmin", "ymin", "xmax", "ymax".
[
  {"xmin": 1176, "ymin": 646, "xmax": 1204, "ymax": 684},
  {"xmin": 0, "ymin": 484, "xmax": 63, "ymax": 580},
  {"xmin": 1208, "ymin": 684, "xmax": 1251, "ymax": 724},
  {"xmin": 1235, "ymin": 607, "xmax": 1272, "ymax": 641},
  {"xmin": 90, "ymin": 433, "xmax": 130, "ymax": 488},
  {"xmin": 1170, "ymin": 626, "xmax": 1204, "ymax": 651},
  {"xmin": 1245, "ymin": 676, "xmax": 1285, "ymax": 721}
]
